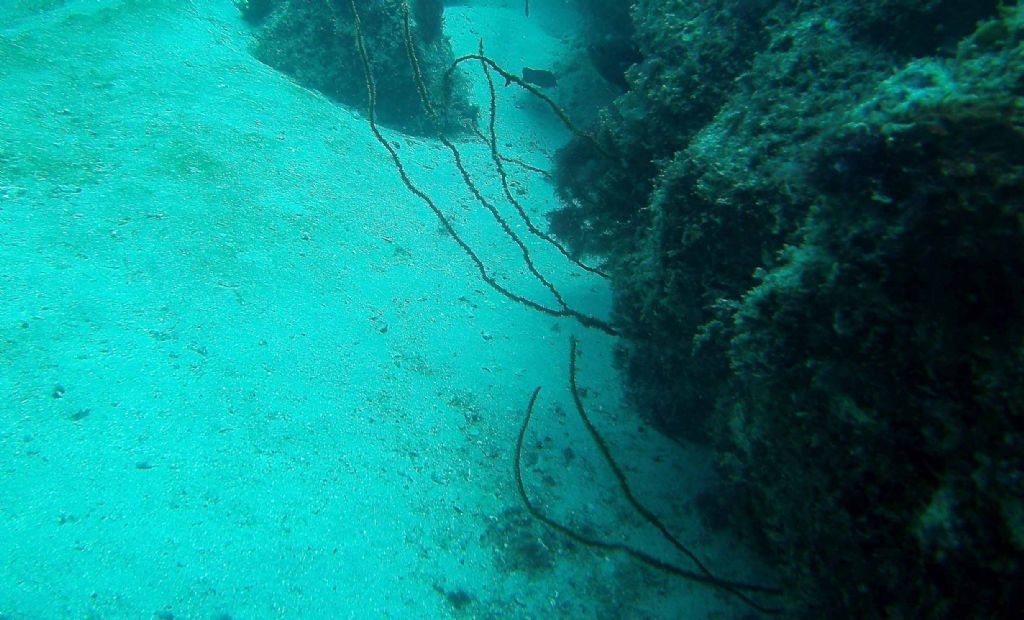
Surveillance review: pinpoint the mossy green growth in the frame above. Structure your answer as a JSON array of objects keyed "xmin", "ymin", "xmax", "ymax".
[
  {"xmin": 554, "ymin": 0, "xmax": 1023, "ymax": 616},
  {"xmin": 717, "ymin": 6, "xmax": 1024, "ymax": 616}
]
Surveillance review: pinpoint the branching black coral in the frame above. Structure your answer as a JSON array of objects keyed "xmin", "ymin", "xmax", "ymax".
[
  {"xmin": 515, "ymin": 337, "xmax": 786, "ymax": 615},
  {"xmin": 396, "ymin": 1, "xmax": 574, "ymax": 313},
  {"xmin": 473, "ymin": 40, "xmax": 609, "ymax": 279},
  {"xmin": 443, "ymin": 54, "xmax": 612, "ymax": 159},
  {"xmin": 343, "ymin": 0, "xmax": 616, "ymax": 335}
]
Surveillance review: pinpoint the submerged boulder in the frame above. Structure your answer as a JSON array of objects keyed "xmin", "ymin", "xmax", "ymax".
[{"xmin": 241, "ymin": 0, "xmax": 473, "ymax": 135}]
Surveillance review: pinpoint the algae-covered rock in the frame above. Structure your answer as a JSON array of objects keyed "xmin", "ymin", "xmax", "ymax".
[
  {"xmin": 555, "ymin": 0, "xmax": 1001, "ymax": 438},
  {"xmin": 718, "ymin": 13, "xmax": 1024, "ymax": 613},
  {"xmin": 241, "ymin": 0, "xmax": 473, "ymax": 135},
  {"xmin": 554, "ymin": 0, "xmax": 1022, "ymax": 616}
]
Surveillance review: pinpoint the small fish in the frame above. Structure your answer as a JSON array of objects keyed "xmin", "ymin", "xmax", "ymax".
[{"xmin": 510, "ymin": 67, "xmax": 557, "ymax": 89}]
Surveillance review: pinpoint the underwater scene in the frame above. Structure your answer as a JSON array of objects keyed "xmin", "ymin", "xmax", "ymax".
[{"xmin": 1, "ymin": 0, "xmax": 1021, "ymax": 618}]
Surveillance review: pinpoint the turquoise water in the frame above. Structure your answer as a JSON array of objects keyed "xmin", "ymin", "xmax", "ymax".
[{"xmin": 0, "ymin": 2, "xmax": 770, "ymax": 617}]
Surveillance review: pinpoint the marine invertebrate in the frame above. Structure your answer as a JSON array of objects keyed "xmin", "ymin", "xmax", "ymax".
[
  {"xmin": 515, "ymin": 337, "xmax": 785, "ymax": 615},
  {"xmin": 342, "ymin": 0, "xmax": 616, "ymax": 335}
]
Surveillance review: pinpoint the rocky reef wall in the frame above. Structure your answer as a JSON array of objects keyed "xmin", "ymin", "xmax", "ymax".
[{"xmin": 554, "ymin": 1, "xmax": 1023, "ymax": 616}]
